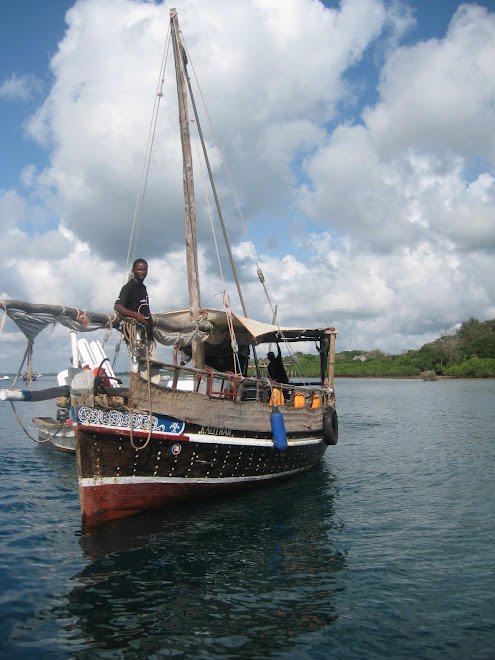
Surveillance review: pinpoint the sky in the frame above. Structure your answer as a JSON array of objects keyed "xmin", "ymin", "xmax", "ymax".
[{"xmin": 1, "ymin": 0, "xmax": 495, "ymax": 374}]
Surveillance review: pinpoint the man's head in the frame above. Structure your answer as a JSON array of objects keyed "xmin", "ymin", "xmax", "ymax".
[
  {"xmin": 132, "ymin": 259, "xmax": 148, "ymax": 282},
  {"xmin": 267, "ymin": 352, "xmax": 275, "ymax": 360}
]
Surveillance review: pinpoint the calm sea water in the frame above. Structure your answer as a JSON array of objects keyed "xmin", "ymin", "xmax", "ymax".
[{"xmin": 0, "ymin": 377, "xmax": 494, "ymax": 659}]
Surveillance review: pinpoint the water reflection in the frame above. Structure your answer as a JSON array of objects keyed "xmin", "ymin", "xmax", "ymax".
[{"xmin": 61, "ymin": 463, "xmax": 346, "ymax": 657}]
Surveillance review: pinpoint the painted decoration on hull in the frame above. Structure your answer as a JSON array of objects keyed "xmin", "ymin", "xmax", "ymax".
[{"xmin": 76, "ymin": 406, "xmax": 185, "ymax": 435}]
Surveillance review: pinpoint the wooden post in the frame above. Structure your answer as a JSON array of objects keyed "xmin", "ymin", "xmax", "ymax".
[{"xmin": 326, "ymin": 328, "xmax": 338, "ymax": 391}]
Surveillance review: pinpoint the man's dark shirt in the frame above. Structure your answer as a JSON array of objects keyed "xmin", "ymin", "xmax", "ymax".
[{"xmin": 115, "ymin": 279, "xmax": 152, "ymax": 337}]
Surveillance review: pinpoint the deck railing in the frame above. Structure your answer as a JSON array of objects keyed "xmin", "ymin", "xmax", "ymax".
[{"xmin": 153, "ymin": 360, "xmax": 330, "ymax": 409}]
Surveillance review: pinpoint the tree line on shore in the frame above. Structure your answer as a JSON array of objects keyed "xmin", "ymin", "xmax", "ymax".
[
  {"xmin": 27, "ymin": 317, "xmax": 494, "ymax": 380},
  {"xmin": 291, "ymin": 317, "xmax": 495, "ymax": 379}
]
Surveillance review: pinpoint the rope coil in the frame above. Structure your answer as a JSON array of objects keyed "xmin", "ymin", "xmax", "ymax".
[{"xmin": 118, "ymin": 320, "xmax": 154, "ymax": 451}]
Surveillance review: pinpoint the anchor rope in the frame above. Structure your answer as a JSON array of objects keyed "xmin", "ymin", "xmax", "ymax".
[{"xmin": 9, "ymin": 402, "xmax": 40, "ymax": 443}]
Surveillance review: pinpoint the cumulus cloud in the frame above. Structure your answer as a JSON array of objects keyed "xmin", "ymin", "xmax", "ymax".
[
  {"xmin": 1, "ymin": 0, "xmax": 495, "ymax": 372},
  {"xmin": 0, "ymin": 73, "xmax": 42, "ymax": 101},
  {"xmin": 365, "ymin": 4, "xmax": 495, "ymax": 158},
  {"xmin": 20, "ymin": 0, "xmax": 392, "ymax": 263}
]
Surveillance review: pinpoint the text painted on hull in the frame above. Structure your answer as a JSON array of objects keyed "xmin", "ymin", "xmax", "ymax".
[{"xmin": 199, "ymin": 426, "xmax": 233, "ymax": 436}]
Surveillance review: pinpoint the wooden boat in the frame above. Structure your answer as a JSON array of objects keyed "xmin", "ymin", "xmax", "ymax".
[
  {"xmin": 32, "ymin": 414, "xmax": 75, "ymax": 452},
  {"xmin": 0, "ymin": 10, "xmax": 338, "ymax": 527}
]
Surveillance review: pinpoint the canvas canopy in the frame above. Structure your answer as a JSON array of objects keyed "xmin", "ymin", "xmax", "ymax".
[
  {"xmin": 1, "ymin": 300, "xmax": 335, "ymax": 379},
  {"xmin": 154, "ymin": 308, "xmax": 333, "ymax": 347},
  {"xmin": 1, "ymin": 300, "xmax": 333, "ymax": 348}
]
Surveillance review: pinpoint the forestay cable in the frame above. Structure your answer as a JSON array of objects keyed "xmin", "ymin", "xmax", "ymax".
[{"xmin": 124, "ymin": 26, "xmax": 172, "ymax": 281}]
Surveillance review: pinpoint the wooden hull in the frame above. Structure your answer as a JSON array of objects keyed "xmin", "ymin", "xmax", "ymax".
[
  {"xmin": 73, "ymin": 369, "xmax": 334, "ymax": 527},
  {"xmin": 75, "ymin": 406, "xmax": 327, "ymax": 527}
]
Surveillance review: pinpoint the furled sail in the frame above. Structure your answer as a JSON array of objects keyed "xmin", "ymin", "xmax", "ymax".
[{"xmin": 0, "ymin": 300, "xmax": 212, "ymax": 348}]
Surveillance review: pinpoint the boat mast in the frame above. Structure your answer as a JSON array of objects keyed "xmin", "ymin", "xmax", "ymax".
[
  {"xmin": 183, "ymin": 67, "xmax": 249, "ymax": 319},
  {"xmin": 170, "ymin": 9, "xmax": 204, "ymax": 369}
]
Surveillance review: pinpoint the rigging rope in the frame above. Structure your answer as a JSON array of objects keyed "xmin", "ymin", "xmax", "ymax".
[
  {"xmin": 193, "ymin": 129, "xmax": 240, "ymax": 375},
  {"xmin": 5, "ymin": 335, "xmax": 69, "ymax": 444},
  {"xmin": 181, "ymin": 36, "xmax": 308, "ymax": 379},
  {"xmin": 0, "ymin": 306, "xmax": 7, "ymax": 337},
  {"xmin": 124, "ymin": 25, "xmax": 172, "ymax": 280},
  {"xmin": 182, "ymin": 38, "xmax": 273, "ymax": 303},
  {"xmin": 11, "ymin": 340, "xmax": 34, "ymax": 390}
]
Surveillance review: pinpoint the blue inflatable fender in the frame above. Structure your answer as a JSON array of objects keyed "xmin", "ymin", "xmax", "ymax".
[{"xmin": 270, "ymin": 406, "xmax": 288, "ymax": 450}]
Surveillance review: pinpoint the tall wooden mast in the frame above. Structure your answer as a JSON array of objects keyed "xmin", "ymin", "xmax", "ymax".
[{"xmin": 170, "ymin": 9, "xmax": 204, "ymax": 369}]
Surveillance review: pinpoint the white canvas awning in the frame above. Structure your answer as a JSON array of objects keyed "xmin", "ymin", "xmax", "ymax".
[{"xmin": 153, "ymin": 308, "xmax": 335, "ymax": 346}]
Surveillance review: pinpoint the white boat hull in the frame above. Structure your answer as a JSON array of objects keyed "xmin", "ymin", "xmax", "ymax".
[{"xmin": 32, "ymin": 416, "xmax": 75, "ymax": 452}]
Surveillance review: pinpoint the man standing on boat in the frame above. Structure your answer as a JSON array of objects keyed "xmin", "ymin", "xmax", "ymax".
[
  {"xmin": 114, "ymin": 258, "xmax": 161, "ymax": 384},
  {"xmin": 267, "ymin": 344, "xmax": 289, "ymax": 384}
]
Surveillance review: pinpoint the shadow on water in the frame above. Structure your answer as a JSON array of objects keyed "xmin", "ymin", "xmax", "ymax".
[{"xmin": 57, "ymin": 462, "xmax": 347, "ymax": 657}]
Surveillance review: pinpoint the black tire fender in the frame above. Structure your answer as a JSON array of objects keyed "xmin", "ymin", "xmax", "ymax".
[{"xmin": 323, "ymin": 405, "xmax": 338, "ymax": 445}]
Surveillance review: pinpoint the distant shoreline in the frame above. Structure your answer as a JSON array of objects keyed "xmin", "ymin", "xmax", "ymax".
[
  {"xmin": 2, "ymin": 373, "xmax": 493, "ymax": 381},
  {"xmin": 334, "ymin": 375, "xmax": 495, "ymax": 380}
]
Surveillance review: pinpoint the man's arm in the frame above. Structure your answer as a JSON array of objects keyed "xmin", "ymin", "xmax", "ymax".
[{"xmin": 114, "ymin": 303, "xmax": 149, "ymax": 327}]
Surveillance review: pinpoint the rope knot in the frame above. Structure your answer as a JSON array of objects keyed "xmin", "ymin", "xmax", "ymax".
[{"xmin": 75, "ymin": 308, "xmax": 89, "ymax": 327}]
